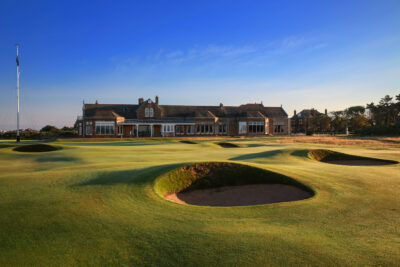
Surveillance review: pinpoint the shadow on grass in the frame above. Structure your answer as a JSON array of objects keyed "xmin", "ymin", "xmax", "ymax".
[
  {"xmin": 229, "ymin": 149, "xmax": 286, "ymax": 161},
  {"xmin": 75, "ymin": 163, "xmax": 185, "ymax": 187},
  {"xmin": 35, "ymin": 156, "xmax": 80, "ymax": 163},
  {"xmin": 246, "ymin": 144, "xmax": 268, "ymax": 148}
]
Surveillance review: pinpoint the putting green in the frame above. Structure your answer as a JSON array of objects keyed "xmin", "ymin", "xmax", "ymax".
[{"xmin": 0, "ymin": 138, "xmax": 399, "ymax": 266}]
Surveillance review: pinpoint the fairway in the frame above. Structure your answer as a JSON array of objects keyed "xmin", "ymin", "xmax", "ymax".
[{"xmin": 0, "ymin": 137, "xmax": 399, "ymax": 266}]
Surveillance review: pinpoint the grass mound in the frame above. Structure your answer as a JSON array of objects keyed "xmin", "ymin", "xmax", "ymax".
[
  {"xmin": 154, "ymin": 162, "xmax": 314, "ymax": 205},
  {"xmin": 13, "ymin": 144, "xmax": 59, "ymax": 152},
  {"xmin": 179, "ymin": 140, "xmax": 197, "ymax": 144},
  {"xmin": 308, "ymin": 149, "xmax": 397, "ymax": 165},
  {"xmin": 216, "ymin": 142, "xmax": 239, "ymax": 148}
]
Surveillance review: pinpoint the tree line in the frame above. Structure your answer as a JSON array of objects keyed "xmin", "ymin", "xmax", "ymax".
[
  {"xmin": 0, "ymin": 126, "xmax": 77, "ymax": 140},
  {"xmin": 307, "ymin": 93, "xmax": 400, "ymax": 135}
]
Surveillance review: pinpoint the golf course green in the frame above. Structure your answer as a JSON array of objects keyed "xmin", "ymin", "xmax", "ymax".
[{"xmin": 0, "ymin": 137, "xmax": 399, "ymax": 266}]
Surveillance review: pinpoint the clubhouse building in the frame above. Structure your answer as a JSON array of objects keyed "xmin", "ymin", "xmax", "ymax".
[{"xmin": 75, "ymin": 97, "xmax": 290, "ymax": 137}]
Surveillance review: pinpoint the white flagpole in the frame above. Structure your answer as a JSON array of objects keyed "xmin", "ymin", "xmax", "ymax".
[{"xmin": 16, "ymin": 44, "xmax": 20, "ymax": 142}]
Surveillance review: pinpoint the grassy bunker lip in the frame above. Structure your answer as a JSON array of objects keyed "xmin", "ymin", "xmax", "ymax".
[
  {"xmin": 13, "ymin": 144, "xmax": 60, "ymax": 153},
  {"xmin": 155, "ymin": 162, "xmax": 314, "ymax": 206},
  {"xmin": 308, "ymin": 149, "xmax": 397, "ymax": 166},
  {"xmin": 216, "ymin": 142, "xmax": 240, "ymax": 148}
]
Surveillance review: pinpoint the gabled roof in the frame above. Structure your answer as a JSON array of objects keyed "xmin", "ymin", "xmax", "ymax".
[
  {"xmin": 82, "ymin": 102, "xmax": 288, "ymax": 120},
  {"xmin": 292, "ymin": 109, "xmax": 323, "ymax": 119}
]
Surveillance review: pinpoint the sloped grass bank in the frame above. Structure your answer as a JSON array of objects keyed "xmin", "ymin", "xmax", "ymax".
[
  {"xmin": 155, "ymin": 162, "xmax": 314, "ymax": 206},
  {"xmin": 13, "ymin": 144, "xmax": 60, "ymax": 153},
  {"xmin": 308, "ymin": 149, "xmax": 397, "ymax": 166}
]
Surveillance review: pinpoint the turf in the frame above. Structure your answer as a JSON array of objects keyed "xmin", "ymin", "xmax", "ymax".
[{"xmin": 0, "ymin": 137, "xmax": 399, "ymax": 266}]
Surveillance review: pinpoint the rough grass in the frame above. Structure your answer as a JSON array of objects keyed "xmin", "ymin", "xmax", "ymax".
[
  {"xmin": 13, "ymin": 143, "xmax": 59, "ymax": 152},
  {"xmin": 154, "ymin": 162, "xmax": 314, "ymax": 196},
  {"xmin": 0, "ymin": 137, "xmax": 399, "ymax": 266},
  {"xmin": 308, "ymin": 149, "xmax": 398, "ymax": 164}
]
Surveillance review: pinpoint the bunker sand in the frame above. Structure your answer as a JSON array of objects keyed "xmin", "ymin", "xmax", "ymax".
[{"xmin": 165, "ymin": 184, "xmax": 312, "ymax": 206}]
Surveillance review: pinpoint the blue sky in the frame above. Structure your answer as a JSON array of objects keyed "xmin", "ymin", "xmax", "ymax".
[{"xmin": 0, "ymin": 0, "xmax": 399, "ymax": 129}]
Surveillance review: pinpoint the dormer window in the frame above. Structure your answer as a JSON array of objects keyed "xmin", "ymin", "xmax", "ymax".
[{"xmin": 145, "ymin": 107, "xmax": 154, "ymax": 117}]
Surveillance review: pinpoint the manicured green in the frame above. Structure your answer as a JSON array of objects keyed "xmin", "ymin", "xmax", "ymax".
[{"xmin": 0, "ymin": 138, "xmax": 399, "ymax": 266}]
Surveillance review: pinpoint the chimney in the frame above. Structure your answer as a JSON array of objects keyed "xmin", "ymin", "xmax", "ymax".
[
  {"xmin": 95, "ymin": 100, "xmax": 98, "ymax": 105},
  {"xmin": 325, "ymin": 108, "xmax": 327, "ymax": 115},
  {"xmin": 138, "ymin": 98, "xmax": 144, "ymax": 105},
  {"xmin": 155, "ymin": 96, "xmax": 159, "ymax": 105},
  {"xmin": 294, "ymin": 110, "xmax": 296, "ymax": 116},
  {"xmin": 220, "ymin": 103, "xmax": 223, "ymax": 108}
]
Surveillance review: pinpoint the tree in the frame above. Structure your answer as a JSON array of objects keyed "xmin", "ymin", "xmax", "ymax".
[
  {"xmin": 330, "ymin": 111, "xmax": 347, "ymax": 133},
  {"xmin": 40, "ymin": 125, "xmax": 59, "ymax": 133}
]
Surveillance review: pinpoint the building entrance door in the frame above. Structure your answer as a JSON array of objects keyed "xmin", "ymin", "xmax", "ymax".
[{"xmin": 153, "ymin": 125, "xmax": 161, "ymax": 137}]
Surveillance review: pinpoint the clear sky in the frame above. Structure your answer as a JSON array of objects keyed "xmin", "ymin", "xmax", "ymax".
[{"xmin": 0, "ymin": 0, "xmax": 399, "ymax": 129}]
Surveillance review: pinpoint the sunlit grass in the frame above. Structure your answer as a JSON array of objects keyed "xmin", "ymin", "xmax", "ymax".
[{"xmin": 0, "ymin": 137, "xmax": 399, "ymax": 266}]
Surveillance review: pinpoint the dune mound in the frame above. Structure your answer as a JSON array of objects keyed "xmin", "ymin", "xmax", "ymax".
[
  {"xmin": 155, "ymin": 162, "xmax": 314, "ymax": 206},
  {"xmin": 13, "ymin": 144, "xmax": 59, "ymax": 153},
  {"xmin": 216, "ymin": 142, "xmax": 239, "ymax": 148},
  {"xmin": 308, "ymin": 149, "xmax": 397, "ymax": 166}
]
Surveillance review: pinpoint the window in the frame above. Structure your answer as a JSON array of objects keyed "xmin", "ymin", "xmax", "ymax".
[
  {"xmin": 162, "ymin": 124, "xmax": 174, "ymax": 133},
  {"xmin": 187, "ymin": 125, "xmax": 194, "ymax": 134},
  {"xmin": 78, "ymin": 123, "xmax": 83, "ymax": 136},
  {"xmin": 118, "ymin": 125, "xmax": 123, "ymax": 136},
  {"xmin": 95, "ymin": 121, "xmax": 115, "ymax": 135},
  {"xmin": 239, "ymin": 122, "xmax": 247, "ymax": 134},
  {"xmin": 248, "ymin": 122, "xmax": 264, "ymax": 134},
  {"xmin": 145, "ymin": 107, "xmax": 154, "ymax": 117},
  {"xmin": 85, "ymin": 121, "xmax": 92, "ymax": 135},
  {"xmin": 176, "ymin": 125, "xmax": 185, "ymax": 135},
  {"xmin": 218, "ymin": 123, "xmax": 227, "ymax": 134},
  {"xmin": 195, "ymin": 122, "xmax": 215, "ymax": 134}
]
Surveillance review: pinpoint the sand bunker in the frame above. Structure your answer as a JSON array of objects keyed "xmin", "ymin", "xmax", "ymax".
[
  {"xmin": 155, "ymin": 162, "xmax": 314, "ymax": 207},
  {"xmin": 13, "ymin": 144, "xmax": 59, "ymax": 152},
  {"xmin": 165, "ymin": 184, "xmax": 312, "ymax": 206},
  {"xmin": 179, "ymin": 140, "xmax": 197, "ymax": 144},
  {"xmin": 308, "ymin": 149, "xmax": 397, "ymax": 166},
  {"xmin": 217, "ymin": 142, "xmax": 239, "ymax": 148}
]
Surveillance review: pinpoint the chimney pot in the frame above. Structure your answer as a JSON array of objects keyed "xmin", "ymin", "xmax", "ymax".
[
  {"xmin": 95, "ymin": 100, "xmax": 98, "ymax": 105},
  {"xmin": 138, "ymin": 98, "xmax": 144, "ymax": 105},
  {"xmin": 325, "ymin": 108, "xmax": 327, "ymax": 115},
  {"xmin": 155, "ymin": 96, "xmax": 159, "ymax": 105}
]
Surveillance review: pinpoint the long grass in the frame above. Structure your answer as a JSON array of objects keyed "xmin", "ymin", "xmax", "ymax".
[{"xmin": 0, "ymin": 137, "xmax": 399, "ymax": 266}]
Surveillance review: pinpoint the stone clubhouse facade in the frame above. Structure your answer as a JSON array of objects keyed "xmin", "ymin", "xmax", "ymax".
[{"xmin": 75, "ymin": 96, "xmax": 290, "ymax": 138}]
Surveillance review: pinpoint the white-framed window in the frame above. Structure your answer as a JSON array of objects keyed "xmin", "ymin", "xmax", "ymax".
[
  {"xmin": 145, "ymin": 108, "xmax": 154, "ymax": 117},
  {"xmin": 239, "ymin": 121, "xmax": 247, "ymax": 134},
  {"xmin": 195, "ymin": 122, "xmax": 214, "ymax": 134},
  {"xmin": 162, "ymin": 124, "xmax": 174, "ymax": 133},
  {"xmin": 248, "ymin": 121, "xmax": 264, "ymax": 134},
  {"xmin": 95, "ymin": 121, "xmax": 115, "ymax": 135},
  {"xmin": 218, "ymin": 123, "xmax": 227, "ymax": 134},
  {"xmin": 118, "ymin": 125, "xmax": 123, "ymax": 136},
  {"xmin": 176, "ymin": 125, "xmax": 185, "ymax": 135},
  {"xmin": 186, "ymin": 125, "xmax": 194, "ymax": 134},
  {"xmin": 85, "ymin": 121, "xmax": 92, "ymax": 135}
]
